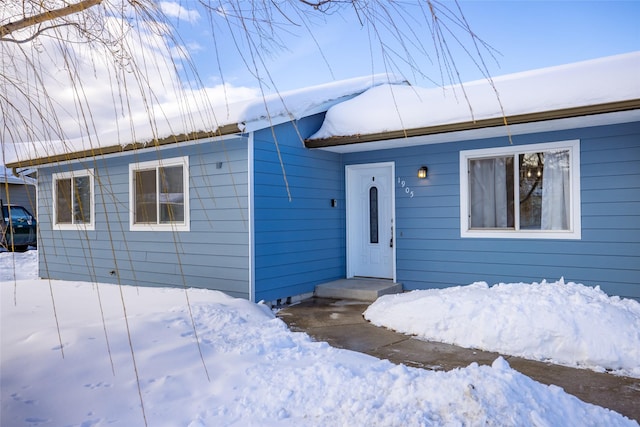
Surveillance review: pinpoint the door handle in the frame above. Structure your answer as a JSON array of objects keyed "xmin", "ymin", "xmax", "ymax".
[{"xmin": 390, "ymin": 226, "xmax": 393, "ymax": 248}]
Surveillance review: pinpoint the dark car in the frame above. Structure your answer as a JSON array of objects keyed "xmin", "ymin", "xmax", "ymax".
[{"xmin": 1, "ymin": 201, "xmax": 37, "ymax": 252}]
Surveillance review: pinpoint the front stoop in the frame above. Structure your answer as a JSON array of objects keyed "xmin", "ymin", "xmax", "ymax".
[{"xmin": 315, "ymin": 278, "xmax": 403, "ymax": 302}]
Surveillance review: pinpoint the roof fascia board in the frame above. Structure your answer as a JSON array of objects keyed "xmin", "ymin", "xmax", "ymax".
[{"xmin": 305, "ymin": 99, "xmax": 640, "ymax": 150}]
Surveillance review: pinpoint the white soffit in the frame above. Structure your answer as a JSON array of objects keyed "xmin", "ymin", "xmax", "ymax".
[{"xmin": 316, "ymin": 110, "xmax": 640, "ymax": 154}]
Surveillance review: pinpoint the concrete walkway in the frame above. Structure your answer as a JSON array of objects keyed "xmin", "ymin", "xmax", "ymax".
[{"xmin": 277, "ymin": 297, "xmax": 640, "ymax": 423}]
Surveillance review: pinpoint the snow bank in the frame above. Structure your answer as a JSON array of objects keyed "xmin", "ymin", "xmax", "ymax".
[
  {"xmin": 1, "ymin": 252, "xmax": 637, "ymax": 426},
  {"xmin": 0, "ymin": 250, "xmax": 38, "ymax": 281},
  {"xmin": 365, "ymin": 279, "xmax": 640, "ymax": 378}
]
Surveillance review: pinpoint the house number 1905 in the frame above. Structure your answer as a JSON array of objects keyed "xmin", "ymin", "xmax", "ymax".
[{"xmin": 397, "ymin": 177, "xmax": 414, "ymax": 198}]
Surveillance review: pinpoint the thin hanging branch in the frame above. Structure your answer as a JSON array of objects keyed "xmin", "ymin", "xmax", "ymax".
[
  {"xmin": 46, "ymin": 279, "xmax": 65, "ymax": 359},
  {"xmin": 0, "ymin": 23, "xmax": 83, "ymax": 44},
  {"xmin": 1, "ymin": 4, "xmax": 500, "ymax": 427}
]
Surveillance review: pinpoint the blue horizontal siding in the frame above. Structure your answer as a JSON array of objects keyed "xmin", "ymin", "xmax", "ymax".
[
  {"xmin": 585, "ymin": 201, "xmax": 640, "ymax": 216},
  {"xmin": 582, "ymin": 215, "xmax": 639, "ymax": 229},
  {"xmin": 582, "ymin": 188, "xmax": 640, "ymax": 203},
  {"xmin": 36, "ymin": 138, "xmax": 252, "ymax": 299},
  {"xmin": 399, "ymin": 249, "xmax": 639, "ymax": 271},
  {"xmin": 33, "ymin": 115, "xmax": 639, "ymax": 303},
  {"xmin": 258, "ymin": 239, "xmax": 344, "ymax": 256},
  {"xmin": 253, "ymin": 114, "xmax": 345, "ymax": 302},
  {"xmin": 399, "ymin": 237, "xmax": 640, "ymax": 256},
  {"xmin": 344, "ymin": 121, "xmax": 640, "ymax": 299}
]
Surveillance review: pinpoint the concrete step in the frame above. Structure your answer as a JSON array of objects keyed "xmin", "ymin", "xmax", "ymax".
[{"xmin": 315, "ymin": 278, "xmax": 403, "ymax": 302}]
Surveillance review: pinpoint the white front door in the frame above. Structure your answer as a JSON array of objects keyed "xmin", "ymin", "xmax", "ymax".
[{"xmin": 346, "ymin": 162, "xmax": 395, "ymax": 280}]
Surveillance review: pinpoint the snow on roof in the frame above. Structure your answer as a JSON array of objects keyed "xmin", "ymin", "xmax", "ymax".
[
  {"xmin": 4, "ymin": 73, "xmax": 403, "ymax": 166},
  {"xmin": 238, "ymin": 74, "xmax": 407, "ymax": 131},
  {"xmin": 310, "ymin": 52, "xmax": 640, "ymax": 140},
  {"xmin": 6, "ymin": 53, "xmax": 639, "ymax": 166}
]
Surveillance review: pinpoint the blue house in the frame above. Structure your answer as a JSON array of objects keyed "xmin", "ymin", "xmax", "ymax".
[{"xmin": 6, "ymin": 52, "xmax": 640, "ymax": 302}]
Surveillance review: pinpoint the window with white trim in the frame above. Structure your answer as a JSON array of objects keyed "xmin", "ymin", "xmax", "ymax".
[
  {"xmin": 460, "ymin": 140, "xmax": 581, "ymax": 239},
  {"xmin": 129, "ymin": 157, "xmax": 189, "ymax": 231},
  {"xmin": 53, "ymin": 169, "xmax": 95, "ymax": 230}
]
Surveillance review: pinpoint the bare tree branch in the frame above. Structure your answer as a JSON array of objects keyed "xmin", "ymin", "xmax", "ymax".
[
  {"xmin": 0, "ymin": 0, "xmax": 102, "ymax": 39},
  {"xmin": 297, "ymin": 0, "xmax": 334, "ymax": 9}
]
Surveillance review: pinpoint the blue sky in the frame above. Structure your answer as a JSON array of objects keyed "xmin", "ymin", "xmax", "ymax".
[
  {"xmin": 169, "ymin": 1, "xmax": 640, "ymax": 93},
  {"xmin": 4, "ymin": 0, "xmax": 639, "ymax": 162}
]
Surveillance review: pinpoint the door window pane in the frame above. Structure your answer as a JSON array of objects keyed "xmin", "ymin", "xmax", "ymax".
[{"xmin": 369, "ymin": 186, "xmax": 379, "ymax": 244}]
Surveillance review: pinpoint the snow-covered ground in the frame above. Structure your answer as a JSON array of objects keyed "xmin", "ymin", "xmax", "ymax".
[
  {"xmin": 1, "ymin": 251, "xmax": 638, "ymax": 426},
  {"xmin": 365, "ymin": 280, "xmax": 640, "ymax": 379}
]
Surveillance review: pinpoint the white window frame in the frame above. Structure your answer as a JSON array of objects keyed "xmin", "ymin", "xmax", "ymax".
[
  {"xmin": 52, "ymin": 169, "xmax": 95, "ymax": 231},
  {"xmin": 129, "ymin": 156, "xmax": 190, "ymax": 232},
  {"xmin": 460, "ymin": 140, "xmax": 581, "ymax": 239}
]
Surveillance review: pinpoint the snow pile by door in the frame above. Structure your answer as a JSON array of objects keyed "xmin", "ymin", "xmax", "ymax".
[{"xmin": 365, "ymin": 279, "xmax": 640, "ymax": 378}]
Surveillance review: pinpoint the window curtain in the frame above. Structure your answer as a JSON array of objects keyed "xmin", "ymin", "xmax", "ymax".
[
  {"xmin": 541, "ymin": 151, "xmax": 570, "ymax": 230},
  {"xmin": 470, "ymin": 158, "xmax": 508, "ymax": 228}
]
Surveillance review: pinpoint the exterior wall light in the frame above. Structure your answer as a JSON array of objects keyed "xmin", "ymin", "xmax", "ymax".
[{"xmin": 417, "ymin": 166, "xmax": 428, "ymax": 179}]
